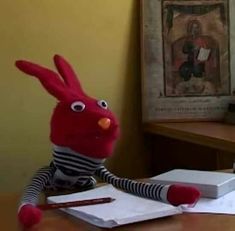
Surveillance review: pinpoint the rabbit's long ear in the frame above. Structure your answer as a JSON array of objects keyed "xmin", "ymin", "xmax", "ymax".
[
  {"xmin": 53, "ymin": 55, "xmax": 86, "ymax": 95},
  {"xmin": 15, "ymin": 60, "xmax": 69, "ymax": 101}
]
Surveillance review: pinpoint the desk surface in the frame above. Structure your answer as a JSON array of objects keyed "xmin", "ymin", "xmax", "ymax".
[
  {"xmin": 143, "ymin": 122, "xmax": 235, "ymax": 152},
  {"xmin": 3, "ymin": 192, "xmax": 235, "ymax": 231}
]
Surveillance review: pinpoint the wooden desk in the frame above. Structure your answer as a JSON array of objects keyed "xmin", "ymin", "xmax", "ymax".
[
  {"xmin": 2, "ymin": 192, "xmax": 235, "ymax": 231},
  {"xmin": 144, "ymin": 122, "xmax": 235, "ymax": 153},
  {"xmin": 143, "ymin": 122, "xmax": 235, "ymax": 172}
]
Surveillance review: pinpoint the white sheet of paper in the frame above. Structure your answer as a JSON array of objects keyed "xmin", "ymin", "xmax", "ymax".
[
  {"xmin": 181, "ymin": 190, "xmax": 235, "ymax": 214},
  {"xmin": 48, "ymin": 184, "xmax": 182, "ymax": 228}
]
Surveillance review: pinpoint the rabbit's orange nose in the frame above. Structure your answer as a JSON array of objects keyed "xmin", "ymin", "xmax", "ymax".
[{"xmin": 98, "ymin": 118, "xmax": 111, "ymax": 130}]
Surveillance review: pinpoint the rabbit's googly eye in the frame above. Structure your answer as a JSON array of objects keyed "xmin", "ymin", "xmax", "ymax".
[
  {"xmin": 71, "ymin": 101, "xmax": 85, "ymax": 112},
  {"xmin": 97, "ymin": 100, "xmax": 108, "ymax": 109}
]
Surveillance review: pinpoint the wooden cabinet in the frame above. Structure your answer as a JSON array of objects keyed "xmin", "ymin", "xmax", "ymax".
[{"xmin": 143, "ymin": 122, "xmax": 235, "ymax": 174}]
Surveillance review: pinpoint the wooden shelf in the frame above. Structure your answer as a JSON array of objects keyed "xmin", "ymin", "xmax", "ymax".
[{"xmin": 143, "ymin": 122, "xmax": 235, "ymax": 153}]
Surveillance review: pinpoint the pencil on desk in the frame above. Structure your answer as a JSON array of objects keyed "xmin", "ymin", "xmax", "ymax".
[{"xmin": 37, "ymin": 197, "xmax": 115, "ymax": 210}]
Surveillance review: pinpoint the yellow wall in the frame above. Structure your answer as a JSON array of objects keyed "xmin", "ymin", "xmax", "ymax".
[{"xmin": 0, "ymin": 0, "xmax": 150, "ymax": 192}]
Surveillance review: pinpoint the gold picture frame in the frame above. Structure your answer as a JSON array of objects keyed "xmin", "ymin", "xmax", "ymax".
[{"xmin": 141, "ymin": 0, "xmax": 235, "ymax": 122}]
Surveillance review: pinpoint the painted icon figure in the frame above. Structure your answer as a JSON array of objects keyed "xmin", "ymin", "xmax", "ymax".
[{"xmin": 179, "ymin": 20, "xmax": 210, "ymax": 81}]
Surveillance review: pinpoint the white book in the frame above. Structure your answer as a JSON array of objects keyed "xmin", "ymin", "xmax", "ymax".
[
  {"xmin": 150, "ymin": 169, "xmax": 235, "ymax": 198},
  {"xmin": 197, "ymin": 47, "xmax": 211, "ymax": 61},
  {"xmin": 47, "ymin": 184, "xmax": 182, "ymax": 228}
]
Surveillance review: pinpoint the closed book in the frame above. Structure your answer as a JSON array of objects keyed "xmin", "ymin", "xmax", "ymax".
[{"xmin": 150, "ymin": 169, "xmax": 235, "ymax": 198}]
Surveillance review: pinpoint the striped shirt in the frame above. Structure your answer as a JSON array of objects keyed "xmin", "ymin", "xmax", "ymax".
[
  {"xmin": 19, "ymin": 145, "xmax": 170, "ymax": 208},
  {"xmin": 52, "ymin": 145, "xmax": 104, "ymax": 188}
]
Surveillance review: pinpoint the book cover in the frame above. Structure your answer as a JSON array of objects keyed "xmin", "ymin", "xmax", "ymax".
[{"xmin": 150, "ymin": 169, "xmax": 235, "ymax": 198}]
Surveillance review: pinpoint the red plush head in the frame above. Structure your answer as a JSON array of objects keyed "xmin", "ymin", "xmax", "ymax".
[{"xmin": 15, "ymin": 55, "xmax": 120, "ymax": 158}]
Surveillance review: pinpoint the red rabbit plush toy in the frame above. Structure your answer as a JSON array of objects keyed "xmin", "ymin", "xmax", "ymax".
[{"xmin": 15, "ymin": 55, "xmax": 200, "ymax": 228}]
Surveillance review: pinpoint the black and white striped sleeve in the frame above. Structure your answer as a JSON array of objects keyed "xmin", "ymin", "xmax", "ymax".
[
  {"xmin": 19, "ymin": 166, "xmax": 55, "ymax": 208},
  {"xmin": 95, "ymin": 166, "xmax": 170, "ymax": 203}
]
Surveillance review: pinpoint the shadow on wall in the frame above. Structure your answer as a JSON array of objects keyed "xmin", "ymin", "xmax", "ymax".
[{"xmin": 105, "ymin": 1, "xmax": 152, "ymax": 179}]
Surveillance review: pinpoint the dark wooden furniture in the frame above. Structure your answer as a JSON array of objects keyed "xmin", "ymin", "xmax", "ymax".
[{"xmin": 143, "ymin": 122, "xmax": 235, "ymax": 173}]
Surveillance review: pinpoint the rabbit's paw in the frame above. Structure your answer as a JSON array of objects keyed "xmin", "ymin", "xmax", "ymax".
[
  {"xmin": 18, "ymin": 204, "xmax": 42, "ymax": 228},
  {"xmin": 167, "ymin": 184, "xmax": 201, "ymax": 206}
]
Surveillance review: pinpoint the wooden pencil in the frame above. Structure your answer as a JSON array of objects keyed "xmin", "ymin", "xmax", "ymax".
[{"xmin": 37, "ymin": 197, "xmax": 115, "ymax": 210}]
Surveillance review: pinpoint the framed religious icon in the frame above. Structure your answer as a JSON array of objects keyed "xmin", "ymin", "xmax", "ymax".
[{"xmin": 141, "ymin": 0, "xmax": 235, "ymax": 122}]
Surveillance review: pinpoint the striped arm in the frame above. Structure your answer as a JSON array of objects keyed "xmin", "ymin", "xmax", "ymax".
[
  {"xmin": 95, "ymin": 166, "xmax": 170, "ymax": 203},
  {"xmin": 20, "ymin": 166, "xmax": 55, "ymax": 207}
]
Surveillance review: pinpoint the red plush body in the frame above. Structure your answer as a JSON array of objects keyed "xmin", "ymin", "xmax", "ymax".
[{"xmin": 15, "ymin": 55, "xmax": 200, "ymax": 228}]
